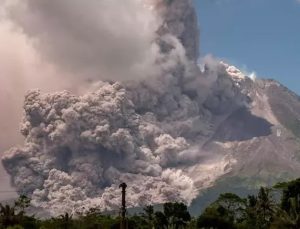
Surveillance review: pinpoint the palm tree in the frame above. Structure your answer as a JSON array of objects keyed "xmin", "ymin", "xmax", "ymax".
[
  {"xmin": 58, "ymin": 213, "xmax": 73, "ymax": 229},
  {"xmin": 257, "ymin": 187, "xmax": 276, "ymax": 223},
  {"xmin": 14, "ymin": 195, "xmax": 30, "ymax": 215},
  {"xmin": 272, "ymin": 178, "xmax": 300, "ymax": 228},
  {"xmin": 271, "ymin": 206, "xmax": 300, "ymax": 229},
  {"xmin": 154, "ymin": 211, "xmax": 168, "ymax": 229},
  {"xmin": 141, "ymin": 205, "xmax": 155, "ymax": 228},
  {"xmin": 0, "ymin": 204, "xmax": 19, "ymax": 228},
  {"xmin": 163, "ymin": 202, "xmax": 191, "ymax": 229}
]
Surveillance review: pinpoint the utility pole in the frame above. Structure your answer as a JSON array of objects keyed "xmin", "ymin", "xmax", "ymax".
[{"xmin": 119, "ymin": 182, "xmax": 127, "ymax": 229}]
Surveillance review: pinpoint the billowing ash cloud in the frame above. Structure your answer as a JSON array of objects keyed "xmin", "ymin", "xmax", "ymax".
[
  {"xmin": 2, "ymin": 0, "xmax": 247, "ymax": 215},
  {"xmin": 2, "ymin": 85, "xmax": 195, "ymax": 212},
  {"xmin": 0, "ymin": 0, "xmax": 198, "ymax": 155}
]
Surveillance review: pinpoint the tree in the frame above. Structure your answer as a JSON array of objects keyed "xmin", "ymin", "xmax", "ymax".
[
  {"xmin": 240, "ymin": 188, "xmax": 276, "ymax": 229},
  {"xmin": 214, "ymin": 193, "xmax": 247, "ymax": 224},
  {"xmin": 59, "ymin": 213, "xmax": 73, "ymax": 229},
  {"xmin": 197, "ymin": 206, "xmax": 236, "ymax": 229},
  {"xmin": 271, "ymin": 178, "xmax": 300, "ymax": 228},
  {"xmin": 6, "ymin": 225, "xmax": 24, "ymax": 229},
  {"xmin": 163, "ymin": 202, "xmax": 191, "ymax": 229},
  {"xmin": 256, "ymin": 187, "xmax": 276, "ymax": 226},
  {"xmin": 0, "ymin": 204, "xmax": 19, "ymax": 228},
  {"xmin": 14, "ymin": 195, "xmax": 30, "ymax": 215},
  {"xmin": 0, "ymin": 195, "xmax": 38, "ymax": 229},
  {"xmin": 154, "ymin": 211, "xmax": 168, "ymax": 229},
  {"xmin": 196, "ymin": 192, "xmax": 249, "ymax": 229},
  {"xmin": 140, "ymin": 205, "xmax": 155, "ymax": 228}
]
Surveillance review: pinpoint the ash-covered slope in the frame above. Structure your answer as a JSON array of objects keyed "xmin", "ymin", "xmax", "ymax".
[
  {"xmin": 188, "ymin": 66, "xmax": 300, "ymax": 215},
  {"xmin": 206, "ymin": 65, "xmax": 300, "ymax": 183},
  {"xmin": 2, "ymin": 0, "xmax": 300, "ymax": 216}
]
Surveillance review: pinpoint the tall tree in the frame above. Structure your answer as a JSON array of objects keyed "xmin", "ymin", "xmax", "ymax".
[
  {"xmin": 272, "ymin": 178, "xmax": 300, "ymax": 228},
  {"xmin": 163, "ymin": 202, "xmax": 191, "ymax": 229},
  {"xmin": 214, "ymin": 193, "xmax": 247, "ymax": 224},
  {"xmin": 0, "ymin": 204, "xmax": 18, "ymax": 228},
  {"xmin": 141, "ymin": 205, "xmax": 155, "ymax": 228}
]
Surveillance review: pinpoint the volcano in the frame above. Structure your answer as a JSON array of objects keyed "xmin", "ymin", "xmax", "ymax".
[{"xmin": 1, "ymin": 0, "xmax": 300, "ymax": 216}]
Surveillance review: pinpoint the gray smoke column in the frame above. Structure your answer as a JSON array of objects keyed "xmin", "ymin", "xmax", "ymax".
[{"xmin": 2, "ymin": 0, "xmax": 244, "ymax": 215}]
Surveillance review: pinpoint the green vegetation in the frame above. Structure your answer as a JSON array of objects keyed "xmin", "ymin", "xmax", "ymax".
[
  {"xmin": 0, "ymin": 200, "xmax": 192, "ymax": 229},
  {"xmin": 197, "ymin": 178, "xmax": 300, "ymax": 229},
  {"xmin": 2, "ymin": 178, "xmax": 300, "ymax": 228}
]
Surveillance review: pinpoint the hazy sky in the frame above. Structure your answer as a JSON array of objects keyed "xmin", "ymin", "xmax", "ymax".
[{"xmin": 195, "ymin": 0, "xmax": 300, "ymax": 94}]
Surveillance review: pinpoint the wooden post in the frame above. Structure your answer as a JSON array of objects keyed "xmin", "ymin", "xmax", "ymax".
[{"xmin": 119, "ymin": 182, "xmax": 127, "ymax": 229}]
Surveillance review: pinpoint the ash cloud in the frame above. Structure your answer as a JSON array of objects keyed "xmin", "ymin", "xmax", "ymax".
[
  {"xmin": 0, "ymin": 0, "xmax": 160, "ymax": 195},
  {"xmin": 1, "ymin": 0, "xmax": 248, "ymax": 215},
  {"xmin": 0, "ymin": 1, "xmax": 91, "ymax": 155},
  {"xmin": 0, "ymin": 0, "xmax": 199, "ymax": 157},
  {"xmin": 0, "ymin": 12, "xmax": 83, "ymax": 196},
  {"xmin": 4, "ymin": 0, "xmax": 161, "ymax": 81}
]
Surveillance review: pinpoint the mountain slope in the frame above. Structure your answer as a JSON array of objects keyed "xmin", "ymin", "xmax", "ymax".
[{"xmin": 189, "ymin": 66, "xmax": 300, "ymax": 215}]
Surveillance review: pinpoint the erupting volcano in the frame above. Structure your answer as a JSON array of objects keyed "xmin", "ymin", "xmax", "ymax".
[{"xmin": 1, "ymin": 0, "xmax": 300, "ymax": 216}]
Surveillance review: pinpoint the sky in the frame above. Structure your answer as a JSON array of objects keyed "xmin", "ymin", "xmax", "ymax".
[{"xmin": 194, "ymin": 0, "xmax": 300, "ymax": 94}]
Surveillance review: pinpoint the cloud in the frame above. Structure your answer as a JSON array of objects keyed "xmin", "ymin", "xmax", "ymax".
[
  {"xmin": 2, "ymin": 79, "xmax": 238, "ymax": 215},
  {"xmin": 0, "ymin": 0, "xmax": 161, "ymax": 197},
  {"xmin": 3, "ymin": 0, "xmax": 162, "ymax": 81},
  {"xmin": 0, "ymin": 0, "xmax": 201, "ymax": 156},
  {"xmin": 0, "ymin": 0, "xmax": 197, "ymax": 151},
  {"xmin": 0, "ymin": 17, "xmax": 88, "ymax": 153},
  {"xmin": 0, "ymin": 0, "xmax": 160, "ymax": 193}
]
